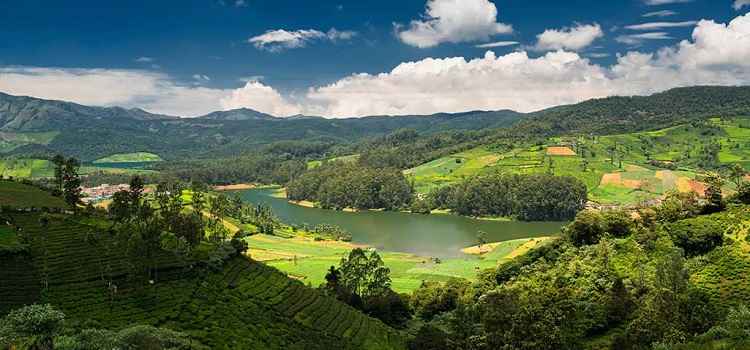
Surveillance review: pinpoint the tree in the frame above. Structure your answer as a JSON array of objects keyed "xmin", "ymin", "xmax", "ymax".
[
  {"xmin": 408, "ymin": 325, "xmax": 449, "ymax": 350},
  {"xmin": 564, "ymin": 210, "xmax": 605, "ymax": 246},
  {"xmin": 62, "ymin": 157, "xmax": 82, "ymax": 209},
  {"xmin": 0, "ymin": 304, "xmax": 65, "ymax": 350},
  {"xmin": 51, "ymin": 154, "xmax": 66, "ymax": 194},
  {"xmin": 703, "ymin": 172, "xmax": 725, "ymax": 214},
  {"xmin": 729, "ymin": 163, "xmax": 746, "ymax": 188},
  {"xmin": 476, "ymin": 231, "xmax": 487, "ymax": 249}
]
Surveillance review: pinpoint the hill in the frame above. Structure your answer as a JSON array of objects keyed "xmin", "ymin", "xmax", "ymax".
[
  {"xmin": 0, "ymin": 182, "xmax": 405, "ymax": 349},
  {"xmin": 406, "ymin": 117, "xmax": 750, "ymax": 205},
  {"xmin": 0, "ymin": 91, "xmax": 523, "ymax": 161}
]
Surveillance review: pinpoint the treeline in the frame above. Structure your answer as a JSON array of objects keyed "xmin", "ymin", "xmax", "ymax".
[
  {"xmin": 157, "ymin": 155, "xmax": 307, "ymax": 185},
  {"xmin": 426, "ymin": 172, "xmax": 588, "ymax": 221},
  {"xmin": 287, "ymin": 162, "xmax": 413, "ymax": 211}
]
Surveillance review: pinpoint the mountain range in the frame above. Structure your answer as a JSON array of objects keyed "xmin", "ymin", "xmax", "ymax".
[{"xmin": 2, "ymin": 86, "xmax": 750, "ymax": 161}]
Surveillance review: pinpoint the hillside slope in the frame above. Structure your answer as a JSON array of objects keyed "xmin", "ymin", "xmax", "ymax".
[{"xmin": 0, "ymin": 184, "xmax": 404, "ymax": 349}]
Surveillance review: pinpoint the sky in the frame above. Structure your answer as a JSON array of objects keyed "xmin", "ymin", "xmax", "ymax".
[{"xmin": 1, "ymin": 0, "xmax": 749, "ymax": 118}]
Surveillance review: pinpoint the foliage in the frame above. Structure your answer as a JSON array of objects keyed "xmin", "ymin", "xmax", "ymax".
[
  {"xmin": 429, "ymin": 172, "xmax": 587, "ymax": 221},
  {"xmin": 288, "ymin": 162, "xmax": 413, "ymax": 211},
  {"xmin": 666, "ymin": 217, "xmax": 725, "ymax": 257}
]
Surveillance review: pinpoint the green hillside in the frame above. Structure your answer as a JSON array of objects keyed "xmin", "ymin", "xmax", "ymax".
[
  {"xmin": 0, "ymin": 184, "xmax": 405, "ymax": 350},
  {"xmin": 406, "ymin": 117, "xmax": 750, "ymax": 205},
  {"xmin": 93, "ymin": 152, "xmax": 163, "ymax": 163}
]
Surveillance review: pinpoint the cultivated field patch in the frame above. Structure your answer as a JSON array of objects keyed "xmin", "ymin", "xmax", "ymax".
[{"xmin": 546, "ymin": 146, "xmax": 576, "ymax": 156}]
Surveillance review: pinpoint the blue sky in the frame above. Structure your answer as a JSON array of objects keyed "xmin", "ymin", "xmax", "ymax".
[{"xmin": 1, "ymin": 0, "xmax": 749, "ymax": 117}]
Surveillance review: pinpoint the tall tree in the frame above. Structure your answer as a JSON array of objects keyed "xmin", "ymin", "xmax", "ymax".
[{"xmin": 62, "ymin": 157, "xmax": 82, "ymax": 209}]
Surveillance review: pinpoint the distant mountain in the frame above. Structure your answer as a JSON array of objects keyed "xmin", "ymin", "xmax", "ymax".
[
  {"xmin": 0, "ymin": 92, "xmax": 523, "ymax": 161},
  {"xmin": 200, "ymin": 108, "xmax": 279, "ymax": 121}
]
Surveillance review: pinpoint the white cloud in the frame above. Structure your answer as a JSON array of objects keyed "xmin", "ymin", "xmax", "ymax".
[
  {"xmin": 735, "ymin": 0, "xmax": 750, "ymax": 10},
  {"xmin": 588, "ymin": 53, "xmax": 611, "ymax": 58},
  {"xmin": 644, "ymin": 0, "xmax": 692, "ymax": 5},
  {"xmin": 0, "ymin": 67, "xmax": 228, "ymax": 117},
  {"xmin": 625, "ymin": 21, "xmax": 698, "ymax": 30},
  {"xmin": 249, "ymin": 28, "xmax": 356, "ymax": 52},
  {"xmin": 533, "ymin": 23, "xmax": 604, "ymax": 51},
  {"xmin": 396, "ymin": 0, "xmax": 513, "ymax": 48},
  {"xmin": 234, "ymin": 0, "xmax": 247, "ymax": 7},
  {"xmin": 134, "ymin": 57, "xmax": 154, "ymax": 63},
  {"xmin": 4, "ymin": 14, "xmax": 750, "ymax": 119},
  {"xmin": 475, "ymin": 41, "xmax": 519, "ymax": 48},
  {"xmin": 643, "ymin": 10, "xmax": 678, "ymax": 17},
  {"xmin": 220, "ymin": 81, "xmax": 301, "ymax": 117},
  {"xmin": 616, "ymin": 32, "xmax": 672, "ymax": 45},
  {"xmin": 302, "ymin": 13, "xmax": 750, "ymax": 117}
]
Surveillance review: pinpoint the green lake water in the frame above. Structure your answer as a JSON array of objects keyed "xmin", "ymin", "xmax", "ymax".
[{"xmin": 238, "ymin": 188, "xmax": 567, "ymax": 258}]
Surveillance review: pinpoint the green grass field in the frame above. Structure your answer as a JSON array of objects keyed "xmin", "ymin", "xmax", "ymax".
[
  {"xmin": 406, "ymin": 118, "xmax": 750, "ymax": 205},
  {"xmin": 0, "ymin": 158, "xmax": 158, "ymax": 179},
  {"xmin": 93, "ymin": 152, "xmax": 163, "ymax": 163},
  {"xmin": 0, "ymin": 180, "xmax": 67, "ymax": 208},
  {"xmin": 249, "ymin": 234, "xmax": 552, "ymax": 293}
]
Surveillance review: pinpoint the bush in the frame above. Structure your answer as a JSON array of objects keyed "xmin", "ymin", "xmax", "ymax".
[
  {"xmin": 411, "ymin": 279, "xmax": 469, "ymax": 321},
  {"xmin": 564, "ymin": 210, "xmax": 605, "ymax": 246},
  {"xmin": 407, "ymin": 325, "xmax": 449, "ymax": 350},
  {"xmin": 666, "ymin": 217, "xmax": 724, "ymax": 257}
]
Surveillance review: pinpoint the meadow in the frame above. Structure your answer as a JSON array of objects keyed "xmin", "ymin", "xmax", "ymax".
[
  {"xmin": 249, "ymin": 234, "xmax": 554, "ymax": 293},
  {"xmin": 0, "ymin": 157, "xmax": 158, "ymax": 179},
  {"xmin": 93, "ymin": 152, "xmax": 163, "ymax": 163}
]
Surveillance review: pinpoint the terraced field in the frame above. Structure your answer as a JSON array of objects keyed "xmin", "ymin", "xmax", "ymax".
[
  {"xmin": 1, "ymin": 183, "xmax": 405, "ymax": 349},
  {"xmin": 406, "ymin": 118, "xmax": 750, "ymax": 205},
  {"xmin": 0, "ymin": 180, "xmax": 67, "ymax": 208}
]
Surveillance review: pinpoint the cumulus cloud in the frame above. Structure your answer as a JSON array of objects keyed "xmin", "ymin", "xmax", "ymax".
[
  {"xmin": 4, "ymin": 14, "xmax": 750, "ymax": 119},
  {"xmin": 249, "ymin": 28, "xmax": 357, "ymax": 52},
  {"xmin": 735, "ymin": 0, "xmax": 750, "ymax": 10},
  {"xmin": 396, "ymin": 0, "xmax": 513, "ymax": 48},
  {"xmin": 302, "ymin": 13, "xmax": 750, "ymax": 117},
  {"xmin": 625, "ymin": 21, "xmax": 698, "ymax": 30},
  {"xmin": 643, "ymin": 10, "xmax": 677, "ymax": 17},
  {"xmin": 533, "ymin": 23, "xmax": 604, "ymax": 51},
  {"xmin": 220, "ymin": 81, "xmax": 301, "ymax": 116},
  {"xmin": 0, "ymin": 67, "xmax": 228, "ymax": 117}
]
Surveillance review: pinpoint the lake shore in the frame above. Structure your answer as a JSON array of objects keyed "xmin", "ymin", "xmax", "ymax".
[{"xmin": 213, "ymin": 183, "xmax": 257, "ymax": 191}]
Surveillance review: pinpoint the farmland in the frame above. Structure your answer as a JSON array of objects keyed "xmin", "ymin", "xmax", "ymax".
[
  {"xmin": 0, "ymin": 184, "xmax": 404, "ymax": 350},
  {"xmin": 406, "ymin": 117, "xmax": 750, "ymax": 205},
  {"xmin": 0, "ymin": 157, "xmax": 158, "ymax": 179},
  {"xmin": 93, "ymin": 152, "xmax": 163, "ymax": 163}
]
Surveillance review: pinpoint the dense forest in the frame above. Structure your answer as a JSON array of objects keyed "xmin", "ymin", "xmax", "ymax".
[
  {"xmin": 287, "ymin": 162, "xmax": 413, "ymax": 211},
  {"xmin": 403, "ymin": 186, "xmax": 750, "ymax": 350},
  {"xmin": 426, "ymin": 172, "xmax": 588, "ymax": 221}
]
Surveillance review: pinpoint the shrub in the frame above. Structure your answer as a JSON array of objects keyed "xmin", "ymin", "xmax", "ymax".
[
  {"xmin": 564, "ymin": 210, "xmax": 605, "ymax": 246},
  {"xmin": 666, "ymin": 217, "xmax": 724, "ymax": 257}
]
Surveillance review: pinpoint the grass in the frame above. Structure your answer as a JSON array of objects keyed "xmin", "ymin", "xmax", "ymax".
[
  {"xmin": 307, "ymin": 154, "xmax": 360, "ymax": 170},
  {"xmin": 0, "ymin": 158, "xmax": 158, "ymax": 179},
  {"xmin": 93, "ymin": 152, "xmax": 163, "ymax": 164},
  {"xmin": 0, "ymin": 225, "xmax": 18, "ymax": 247},
  {"xmin": 0, "ymin": 180, "xmax": 67, "ymax": 209},
  {"xmin": 405, "ymin": 118, "xmax": 750, "ymax": 205},
  {"xmin": 250, "ymin": 234, "xmax": 553, "ymax": 293}
]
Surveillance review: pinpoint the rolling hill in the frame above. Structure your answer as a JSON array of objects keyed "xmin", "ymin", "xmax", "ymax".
[
  {"xmin": 0, "ymin": 181, "xmax": 405, "ymax": 349},
  {"xmin": 0, "ymin": 91, "xmax": 523, "ymax": 161}
]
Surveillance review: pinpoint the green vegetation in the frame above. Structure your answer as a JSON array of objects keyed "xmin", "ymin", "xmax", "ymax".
[
  {"xmin": 0, "ymin": 178, "xmax": 405, "ymax": 350},
  {"xmin": 249, "ymin": 234, "xmax": 551, "ymax": 293},
  {"xmin": 93, "ymin": 152, "xmax": 163, "ymax": 163},
  {"xmin": 0, "ymin": 180, "xmax": 66, "ymax": 209}
]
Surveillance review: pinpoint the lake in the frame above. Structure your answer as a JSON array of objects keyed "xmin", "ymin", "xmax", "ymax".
[{"xmin": 238, "ymin": 188, "xmax": 567, "ymax": 258}]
